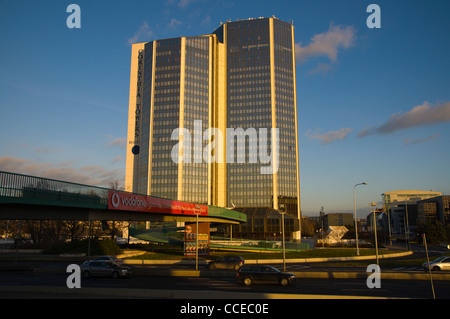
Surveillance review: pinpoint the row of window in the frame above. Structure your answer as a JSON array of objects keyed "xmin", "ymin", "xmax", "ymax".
[
  {"xmin": 229, "ymin": 86, "xmax": 270, "ymax": 94},
  {"xmin": 229, "ymin": 79, "xmax": 270, "ymax": 87},
  {"xmin": 155, "ymin": 80, "xmax": 180, "ymax": 87},
  {"xmin": 155, "ymin": 65, "xmax": 180, "ymax": 72},
  {"xmin": 229, "ymin": 93, "xmax": 271, "ymax": 100},
  {"xmin": 186, "ymin": 65, "xmax": 209, "ymax": 74}
]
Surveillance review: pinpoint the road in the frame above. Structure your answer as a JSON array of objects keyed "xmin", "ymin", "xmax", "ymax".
[
  {"xmin": 0, "ymin": 243, "xmax": 448, "ymax": 300},
  {"xmin": 0, "ymin": 266, "xmax": 449, "ymax": 299}
]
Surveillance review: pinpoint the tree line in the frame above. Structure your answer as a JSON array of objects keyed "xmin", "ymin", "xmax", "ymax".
[{"xmin": 0, "ymin": 220, "xmax": 128, "ymax": 247}]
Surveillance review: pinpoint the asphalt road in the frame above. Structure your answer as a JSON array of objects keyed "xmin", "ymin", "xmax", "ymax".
[
  {"xmin": 1, "ymin": 243, "xmax": 448, "ymax": 300},
  {"xmin": 0, "ymin": 267, "xmax": 449, "ymax": 299}
]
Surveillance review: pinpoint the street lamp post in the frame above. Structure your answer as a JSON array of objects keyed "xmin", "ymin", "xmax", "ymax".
[
  {"xmin": 195, "ymin": 211, "xmax": 201, "ymax": 270},
  {"xmin": 279, "ymin": 204, "xmax": 287, "ymax": 271},
  {"xmin": 405, "ymin": 200, "xmax": 410, "ymax": 251},
  {"xmin": 353, "ymin": 182, "xmax": 367, "ymax": 256},
  {"xmin": 384, "ymin": 202, "xmax": 392, "ymax": 246},
  {"xmin": 371, "ymin": 202, "xmax": 379, "ymax": 266}
]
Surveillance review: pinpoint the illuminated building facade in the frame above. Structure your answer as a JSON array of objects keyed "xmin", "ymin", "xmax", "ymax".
[{"xmin": 125, "ymin": 17, "xmax": 301, "ymax": 238}]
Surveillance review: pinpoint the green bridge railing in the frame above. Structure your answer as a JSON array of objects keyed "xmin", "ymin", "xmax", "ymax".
[
  {"xmin": 0, "ymin": 170, "xmax": 110, "ymax": 209},
  {"xmin": 0, "ymin": 171, "xmax": 246, "ymax": 223}
]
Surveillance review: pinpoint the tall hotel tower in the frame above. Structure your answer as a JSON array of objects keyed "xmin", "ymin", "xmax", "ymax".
[{"xmin": 125, "ymin": 17, "xmax": 301, "ymax": 238}]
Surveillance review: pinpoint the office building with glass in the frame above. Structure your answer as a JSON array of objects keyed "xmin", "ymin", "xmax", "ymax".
[{"xmin": 125, "ymin": 17, "xmax": 301, "ymax": 239}]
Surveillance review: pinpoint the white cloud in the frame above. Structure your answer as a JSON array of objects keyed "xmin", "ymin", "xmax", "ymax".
[
  {"xmin": 306, "ymin": 128, "xmax": 352, "ymax": 145},
  {"xmin": 106, "ymin": 137, "xmax": 126, "ymax": 149},
  {"xmin": 6, "ymin": 143, "xmax": 62, "ymax": 155},
  {"xmin": 111, "ymin": 156, "xmax": 124, "ymax": 164},
  {"xmin": 358, "ymin": 101, "xmax": 450, "ymax": 138},
  {"xmin": 295, "ymin": 24, "xmax": 356, "ymax": 65},
  {"xmin": 0, "ymin": 156, "xmax": 124, "ymax": 188},
  {"xmin": 168, "ymin": 18, "xmax": 182, "ymax": 29},
  {"xmin": 404, "ymin": 133, "xmax": 440, "ymax": 146},
  {"xmin": 308, "ymin": 63, "xmax": 333, "ymax": 75},
  {"xmin": 201, "ymin": 15, "xmax": 211, "ymax": 26},
  {"xmin": 177, "ymin": 0, "xmax": 198, "ymax": 8},
  {"xmin": 128, "ymin": 21, "xmax": 154, "ymax": 45}
]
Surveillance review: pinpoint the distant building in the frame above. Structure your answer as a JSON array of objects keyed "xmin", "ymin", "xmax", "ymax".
[
  {"xmin": 417, "ymin": 195, "xmax": 450, "ymax": 226},
  {"xmin": 323, "ymin": 213, "xmax": 353, "ymax": 229},
  {"xmin": 382, "ymin": 190, "xmax": 441, "ymax": 212},
  {"xmin": 381, "ymin": 190, "xmax": 442, "ymax": 237},
  {"xmin": 366, "ymin": 209, "xmax": 384, "ymax": 232},
  {"xmin": 312, "ymin": 209, "xmax": 353, "ymax": 230},
  {"xmin": 386, "ymin": 204, "xmax": 418, "ymax": 235}
]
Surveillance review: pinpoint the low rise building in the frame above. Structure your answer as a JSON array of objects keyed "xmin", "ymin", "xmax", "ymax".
[
  {"xmin": 382, "ymin": 190, "xmax": 441, "ymax": 233},
  {"xmin": 312, "ymin": 209, "xmax": 353, "ymax": 230},
  {"xmin": 417, "ymin": 195, "xmax": 450, "ymax": 226}
]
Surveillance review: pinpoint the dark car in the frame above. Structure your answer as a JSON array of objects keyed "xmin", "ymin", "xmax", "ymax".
[
  {"xmin": 236, "ymin": 265, "xmax": 296, "ymax": 286},
  {"xmin": 207, "ymin": 255, "xmax": 244, "ymax": 270},
  {"xmin": 80, "ymin": 260, "xmax": 132, "ymax": 279}
]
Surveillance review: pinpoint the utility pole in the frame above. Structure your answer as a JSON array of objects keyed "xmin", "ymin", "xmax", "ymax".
[{"xmin": 423, "ymin": 234, "xmax": 436, "ymax": 299}]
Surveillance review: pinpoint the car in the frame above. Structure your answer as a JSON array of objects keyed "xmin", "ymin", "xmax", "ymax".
[
  {"xmin": 236, "ymin": 265, "xmax": 296, "ymax": 286},
  {"xmin": 207, "ymin": 255, "xmax": 244, "ymax": 270},
  {"xmin": 80, "ymin": 260, "xmax": 132, "ymax": 278},
  {"xmin": 422, "ymin": 256, "xmax": 450, "ymax": 271},
  {"xmin": 92, "ymin": 255, "xmax": 124, "ymax": 264}
]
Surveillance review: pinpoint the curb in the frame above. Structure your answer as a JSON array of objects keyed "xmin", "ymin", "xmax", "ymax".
[
  {"xmin": 0, "ymin": 286, "xmax": 398, "ymax": 299},
  {"xmin": 244, "ymin": 250, "xmax": 414, "ymax": 264},
  {"xmin": 293, "ymin": 270, "xmax": 450, "ymax": 281},
  {"xmin": 127, "ymin": 268, "xmax": 450, "ymax": 281},
  {"xmin": 122, "ymin": 251, "xmax": 414, "ymax": 265},
  {"xmin": 28, "ymin": 265, "xmax": 450, "ymax": 281}
]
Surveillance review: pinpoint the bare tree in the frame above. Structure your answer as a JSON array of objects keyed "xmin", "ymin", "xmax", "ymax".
[
  {"xmin": 42, "ymin": 220, "xmax": 66, "ymax": 243},
  {"xmin": 22, "ymin": 220, "xmax": 43, "ymax": 245},
  {"xmin": 109, "ymin": 180, "xmax": 124, "ymax": 191},
  {"xmin": 65, "ymin": 220, "xmax": 86, "ymax": 241}
]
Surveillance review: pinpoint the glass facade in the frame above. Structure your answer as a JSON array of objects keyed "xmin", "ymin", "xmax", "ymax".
[
  {"xmin": 223, "ymin": 18, "xmax": 299, "ymax": 220},
  {"xmin": 183, "ymin": 37, "xmax": 210, "ymax": 204},
  {"xmin": 226, "ymin": 19, "xmax": 273, "ymax": 208},
  {"xmin": 129, "ymin": 37, "xmax": 211, "ymax": 204},
  {"xmin": 150, "ymin": 38, "xmax": 181, "ymax": 200},
  {"xmin": 273, "ymin": 19, "xmax": 298, "ymax": 204}
]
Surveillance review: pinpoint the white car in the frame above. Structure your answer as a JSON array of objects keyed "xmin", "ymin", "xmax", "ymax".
[
  {"xmin": 92, "ymin": 256, "xmax": 124, "ymax": 264},
  {"xmin": 422, "ymin": 256, "xmax": 450, "ymax": 271}
]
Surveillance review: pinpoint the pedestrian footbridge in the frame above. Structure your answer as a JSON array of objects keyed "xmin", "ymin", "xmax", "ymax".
[{"xmin": 0, "ymin": 171, "xmax": 245, "ymax": 224}]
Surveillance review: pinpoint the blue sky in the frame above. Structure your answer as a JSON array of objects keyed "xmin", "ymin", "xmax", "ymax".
[{"xmin": 0, "ymin": 0, "xmax": 449, "ymax": 218}]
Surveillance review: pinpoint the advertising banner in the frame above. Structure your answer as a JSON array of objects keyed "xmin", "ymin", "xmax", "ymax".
[
  {"xmin": 107, "ymin": 191, "xmax": 208, "ymax": 216},
  {"xmin": 184, "ymin": 222, "xmax": 210, "ymax": 256}
]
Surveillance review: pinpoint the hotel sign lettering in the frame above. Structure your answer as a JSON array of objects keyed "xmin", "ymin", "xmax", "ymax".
[{"xmin": 132, "ymin": 49, "xmax": 144, "ymax": 155}]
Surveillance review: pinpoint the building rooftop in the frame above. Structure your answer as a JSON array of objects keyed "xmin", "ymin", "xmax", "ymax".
[{"xmin": 382, "ymin": 190, "xmax": 441, "ymax": 195}]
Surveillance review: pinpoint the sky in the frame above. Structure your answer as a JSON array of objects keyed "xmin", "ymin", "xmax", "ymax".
[{"xmin": 0, "ymin": 0, "xmax": 449, "ymax": 218}]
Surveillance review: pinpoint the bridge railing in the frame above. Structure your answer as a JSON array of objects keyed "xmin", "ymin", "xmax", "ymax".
[
  {"xmin": 0, "ymin": 171, "xmax": 247, "ymax": 223},
  {"xmin": 0, "ymin": 171, "xmax": 110, "ymax": 208}
]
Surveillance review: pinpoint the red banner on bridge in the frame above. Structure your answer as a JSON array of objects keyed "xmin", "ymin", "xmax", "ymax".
[{"xmin": 107, "ymin": 191, "xmax": 207, "ymax": 216}]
